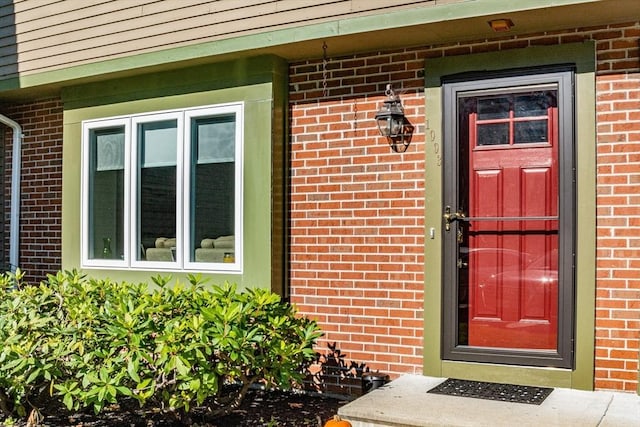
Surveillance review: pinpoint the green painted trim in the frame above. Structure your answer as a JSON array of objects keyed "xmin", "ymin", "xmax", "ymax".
[
  {"xmin": 268, "ymin": 61, "xmax": 289, "ymax": 296},
  {"xmin": 62, "ymin": 55, "xmax": 286, "ymax": 110},
  {"xmin": 425, "ymin": 42, "xmax": 595, "ymax": 88},
  {"xmin": 0, "ymin": 0, "xmax": 600, "ymax": 93},
  {"xmin": 423, "ymin": 83, "xmax": 444, "ymax": 378},
  {"xmin": 423, "ymin": 41, "xmax": 596, "ymax": 390},
  {"xmin": 573, "ymin": 64, "xmax": 597, "ymax": 390},
  {"xmin": 62, "ymin": 56, "xmax": 289, "ymax": 293}
]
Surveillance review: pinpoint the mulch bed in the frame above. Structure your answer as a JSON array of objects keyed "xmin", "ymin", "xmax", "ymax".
[{"xmin": 2, "ymin": 389, "xmax": 350, "ymax": 427}]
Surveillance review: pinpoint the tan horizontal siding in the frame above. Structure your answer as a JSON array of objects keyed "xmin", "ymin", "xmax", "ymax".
[{"xmin": 0, "ymin": 0, "xmax": 436, "ymax": 79}]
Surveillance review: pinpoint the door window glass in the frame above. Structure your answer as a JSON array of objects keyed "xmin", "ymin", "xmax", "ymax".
[
  {"xmin": 457, "ymin": 87, "xmax": 559, "ymax": 351},
  {"xmin": 443, "ymin": 72, "xmax": 574, "ymax": 368},
  {"xmin": 471, "ymin": 91, "xmax": 556, "ymax": 147}
]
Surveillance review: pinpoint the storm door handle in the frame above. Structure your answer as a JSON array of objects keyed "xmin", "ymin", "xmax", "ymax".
[{"xmin": 443, "ymin": 206, "xmax": 466, "ymax": 231}]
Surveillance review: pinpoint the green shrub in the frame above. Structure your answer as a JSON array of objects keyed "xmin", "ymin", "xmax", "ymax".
[
  {"xmin": 0, "ymin": 270, "xmax": 322, "ymax": 421},
  {"xmin": 0, "ymin": 269, "xmax": 76, "ymax": 418}
]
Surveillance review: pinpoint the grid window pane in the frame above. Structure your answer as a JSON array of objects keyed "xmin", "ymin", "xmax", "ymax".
[
  {"xmin": 515, "ymin": 120, "xmax": 549, "ymax": 144},
  {"xmin": 477, "ymin": 97, "xmax": 510, "ymax": 120},
  {"xmin": 514, "ymin": 92, "xmax": 554, "ymax": 117},
  {"xmin": 477, "ymin": 123, "xmax": 509, "ymax": 146}
]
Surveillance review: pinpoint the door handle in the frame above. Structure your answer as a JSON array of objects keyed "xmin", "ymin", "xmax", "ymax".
[{"xmin": 443, "ymin": 206, "xmax": 466, "ymax": 231}]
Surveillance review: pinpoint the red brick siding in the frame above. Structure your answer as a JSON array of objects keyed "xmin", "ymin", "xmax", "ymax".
[
  {"xmin": 1, "ymin": 98, "xmax": 63, "ymax": 284},
  {"xmin": 594, "ymin": 24, "xmax": 640, "ymax": 392},
  {"xmin": 289, "ymin": 50, "xmax": 427, "ymax": 393},
  {"xmin": 290, "ymin": 22, "xmax": 640, "ymax": 394}
]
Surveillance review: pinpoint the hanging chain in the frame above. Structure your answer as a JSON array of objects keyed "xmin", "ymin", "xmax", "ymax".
[
  {"xmin": 353, "ymin": 100, "xmax": 358, "ymax": 133},
  {"xmin": 322, "ymin": 41, "xmax": 328, "ymax": 97}
]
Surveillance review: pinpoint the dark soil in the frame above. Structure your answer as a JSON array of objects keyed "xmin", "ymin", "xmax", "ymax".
[{"xmin": 2, "ymin": 389, "xmax": 350, "ymax": 427}]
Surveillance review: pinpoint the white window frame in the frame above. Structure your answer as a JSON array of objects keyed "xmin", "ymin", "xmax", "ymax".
[
  {"xmin": 81, "ymin": 117, "xmax": 131, "ymax": 269},
  {"xmin": 183, "ymin": 105, "xmax": 244, "ymax": 272},
  {"xmin": 80, "ymin": 102, "xmax": 244, "ymax": 273},
  {"xmin": 130, "ymin": 111, "xmax": 184, "ymax": 270}
]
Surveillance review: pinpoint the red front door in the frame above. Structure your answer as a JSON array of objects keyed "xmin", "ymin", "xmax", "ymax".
[{"xmin": 461, "ymin": 90, "xmax": 559, "ymax": 350}]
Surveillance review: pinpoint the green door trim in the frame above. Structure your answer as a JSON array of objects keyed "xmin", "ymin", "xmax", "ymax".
[{"xmin": 423, "ymin": 41, "xmax": 596, "ymax": 390}]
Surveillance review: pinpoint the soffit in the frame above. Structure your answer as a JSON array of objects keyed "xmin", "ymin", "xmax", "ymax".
[{"xmin": 271, "ymin": 0, "xmax": 639, "ymax": 61}]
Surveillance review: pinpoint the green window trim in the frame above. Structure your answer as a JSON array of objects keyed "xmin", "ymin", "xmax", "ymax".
[{"xmin": 62, "ymin": 55, "xmax": 289, "ymax": 294}]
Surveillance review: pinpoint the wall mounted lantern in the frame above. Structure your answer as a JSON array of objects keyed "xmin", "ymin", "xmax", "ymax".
[{"xmin": 374, "ymin": 84, "xmax": 414, "ymax": 153}]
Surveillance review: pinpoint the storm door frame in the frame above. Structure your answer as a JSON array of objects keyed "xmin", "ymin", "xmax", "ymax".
[{"xmin": 441, "ymin": 68, "xmax": 576, "ymax": 368}]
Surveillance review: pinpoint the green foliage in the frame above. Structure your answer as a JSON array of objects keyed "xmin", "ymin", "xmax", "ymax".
[{"xmin": 0, "ymin": 270, "xmax": 322, "ymax": 421}]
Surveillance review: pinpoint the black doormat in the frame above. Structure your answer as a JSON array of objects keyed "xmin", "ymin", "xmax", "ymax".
[{"xmin": 427, "ymin": 378, "xmax": 553, "ymax": 405}]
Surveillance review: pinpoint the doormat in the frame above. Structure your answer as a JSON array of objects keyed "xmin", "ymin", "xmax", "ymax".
[{"xmin": 427, "ymin": 378, "xmax": 553, "ymax": 405}]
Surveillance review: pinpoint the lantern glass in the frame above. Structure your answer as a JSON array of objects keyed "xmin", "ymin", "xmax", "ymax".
[
  {"xmin": 376, "ymin": 116, "xmax": 391, "ymax": 137},
  {"xmin": 375, "ymin": 99, "xmax": 405, "ymax": 137},
  {"xmin": 389, "ymin": 116, "xmax": 403, "ymax": 136}
]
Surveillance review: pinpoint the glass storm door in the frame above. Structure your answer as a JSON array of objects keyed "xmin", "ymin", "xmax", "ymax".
[{"xmin": 442, "ymin": 70, "xmax": 575, "ymax": 368}]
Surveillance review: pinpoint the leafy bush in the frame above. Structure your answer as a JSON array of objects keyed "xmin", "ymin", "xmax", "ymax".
[{"xmin": 0, "ymin": 270, "xmax": 322, "ymax": 422}]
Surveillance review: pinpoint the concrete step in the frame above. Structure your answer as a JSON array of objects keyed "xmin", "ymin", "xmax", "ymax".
[{"xmin": 337, "ymin": 375, "xmax": 640, "ymax": 427}]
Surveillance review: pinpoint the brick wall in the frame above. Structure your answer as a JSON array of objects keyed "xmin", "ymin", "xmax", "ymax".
[
  {"xmin": 1, "ymin": 98, "xmax": 63, "ymax": 284},
  {"xmin": 289, "ymin": 22, "xmax": 640, "ymax": 394},
  {"xmin": 594, "ymin": 24, "xmax": 640, "ymax": 392},
  {"xmin": 289, "ymin": 50, "xmax": 427, "ymax": 395}
]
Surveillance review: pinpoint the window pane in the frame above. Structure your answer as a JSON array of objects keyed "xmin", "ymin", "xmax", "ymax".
[
  {"xmin": 141, "ymin": 122, "xmax": 177, "ymax": 167},
  {"xmin": 138, "ymin": 120, "xmax": 177, "ymax": 262},
  {"xmin": 191, "ymin": 115, "xmax": 236, "ymax": 263},
  {"xmin": 89, "ymin": 127, "xmax": 125, "ymax": 260},
  {"xmin": 515, "ymin": 120, "xmax": 549, "ymax": 144},
  {"xmin": 477, "ymin": 97, "xmax": 510, "ymax": 120},
  {"xmin": 514, "ymin": 92, "xmax": 555, "ymax": 117},
  {"xmin": 477, "ymin": 123, "xmax": 509, "ymax": 146}
]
